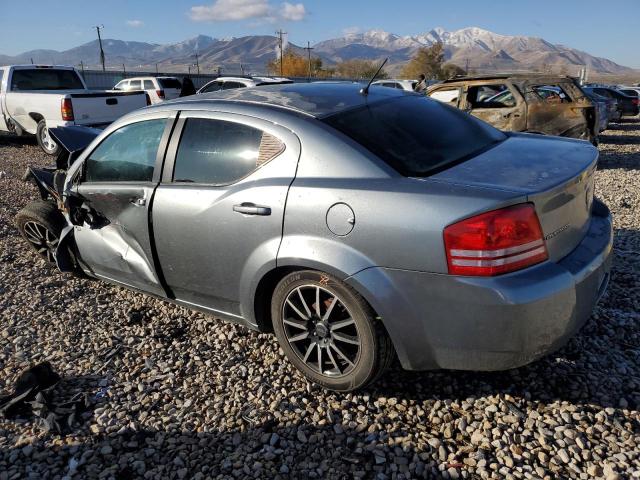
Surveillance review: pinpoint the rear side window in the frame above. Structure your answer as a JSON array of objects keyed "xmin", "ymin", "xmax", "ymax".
[
  {"xmin": 11, "ymin": 69, "xmax": 84, "ymax": 91},
  {"xmin": 621, "ymin": 89, "xmax": 638, "ymax": 97},
  {"xmin": 85, "ymin": 119, "xmax": 166, "ymax": 182},
  {"xmin": 173, "ymin": 118, "xmax": 284, "ymax": 184},
  {"xmin": 532, "ymin": 85, "xmax": 571, "ymax": 104},
  {"xmin": 129, "ymin": 80, "xmax": 142, "ymax": 90},
  {"xmin": 143, "ymin": 80, "xmax": 155, "ymax": 90},
  {"xmin": 323, "ymin": 96, "xmax": 506, "ymax": 177},
  {"xmin": 159, "ymin": 78, "xmax": 182, "ymax": 89}
]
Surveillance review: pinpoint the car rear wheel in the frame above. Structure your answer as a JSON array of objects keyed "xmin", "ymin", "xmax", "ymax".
[
  {"xmin": 36, "ymin": 120, "xmax": 60, "ymax": 156},
  {"xmin": 272, "ymin": 270, "xmax": 394, "ymax": 391},
  {"xmin": 16, "ymin": 200, "xmax": 66, "ymax": 265}
]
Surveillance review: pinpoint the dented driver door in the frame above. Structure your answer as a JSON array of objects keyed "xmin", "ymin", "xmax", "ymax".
[{"xmin": 71, "ymin": 114, "xmax": 175, "ymax": 296}]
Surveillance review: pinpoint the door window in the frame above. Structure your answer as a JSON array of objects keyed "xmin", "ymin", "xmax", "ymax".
[
  {"xmin": 128, "ymin": 80, "xmax": 142, "ymax": 90},
  {"xmin": 143, "ymin": 80, "xmax": 155, "ymax": 90},
  {"xmin": 467, "ymin": 84, "xmax": 516, "ymax": 108},
  {"xmin": 172, "ymin": 118, "xmax": 284, "ymax": 184},
  {"xmin": 532, "ymin": 85, "xmax": 571, "ymax": 104},
  {"xmin": 222, "ymin": 81, "xmax": 246, "ymax": 90},
  {"xmin": 428, "ymin": 87, "xmax": 461, "ymax": 105},
  {"xmin": 201, "ymin": 81, "xmax": 222, "ymax": 93},
  {"xmin": 85, "ymin": 119, "xmax": 166, "ymax": 182}
]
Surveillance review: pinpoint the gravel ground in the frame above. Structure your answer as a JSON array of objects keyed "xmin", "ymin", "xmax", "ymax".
[{"xmin": 1, "ymin": 120, "xmax": 639, "ymax": 480}]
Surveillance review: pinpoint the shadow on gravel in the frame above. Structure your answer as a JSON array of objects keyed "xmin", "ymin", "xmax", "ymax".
[
  {"xmin": 368, "ymin": 227, "xmax": 640, "ymax": 412},
  {"xmin": 0, "ymin": 134, "xmax": 38, "ymax": 150}
]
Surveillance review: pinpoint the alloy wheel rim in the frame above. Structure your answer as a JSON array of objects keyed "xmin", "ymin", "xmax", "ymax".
[
  {"xmin": 23, "ymin": 221, "xmax": 58, "ymax": 263},
  {"xmin": 282, "ymin": 285, "xmax": 360, "ymax": 377},
  {"xmin": 41, "ymin": 126, "xmax": 55, "ymax": 152}
]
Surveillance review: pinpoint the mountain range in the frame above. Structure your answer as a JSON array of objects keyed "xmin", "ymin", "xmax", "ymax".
[{"xmin": 0, "ymin": 27, "xmax": 635, "ymax": 76}]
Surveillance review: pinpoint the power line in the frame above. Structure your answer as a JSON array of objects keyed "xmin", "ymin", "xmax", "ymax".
[
  {"xmin": 94, "ymin": 25, "xmax": 106, "ymax": 72},
  {"xmin": 275, "ymin": 29, "xmax": 287, "ymax": 76},
  {"xmin": 303, "ymin": 41, "xmax": 314, "ymax": 81}
]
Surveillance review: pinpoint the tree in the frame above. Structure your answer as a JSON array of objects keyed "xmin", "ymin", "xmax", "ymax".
[
  {"xmin": 334, "ymin": 59, "xmax": 389, "ymax": 80},
  {"xmin": 400, "ymin": 42, "xmax": 446, "ymax": 80},
  {"xmin": 267, "ymin": 50, "xmax": 325, "ymax": 77},
  {"xmin": 441, "ymin": 62, "xmax": 466, "ymax": 79}
]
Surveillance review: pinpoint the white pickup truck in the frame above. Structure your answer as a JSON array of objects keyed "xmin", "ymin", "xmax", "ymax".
[{"xmin": 0, "ymin": 65, "xmax": 148, "ymax": 154}]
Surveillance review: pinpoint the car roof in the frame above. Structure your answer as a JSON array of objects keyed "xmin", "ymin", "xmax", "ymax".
[
  {"xmin": 440, "ymin": 73, "xmax": 577, "ymax": 83},
  {"xmin": 151, "ymin": 82, "xmax": 411, "ymax": 118}
]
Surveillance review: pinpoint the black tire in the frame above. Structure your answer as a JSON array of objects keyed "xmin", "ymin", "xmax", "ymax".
[
  {"xmin": 16, "ymin": 200, "xmax": 66, "ymax": 265},
  {"xmin": 36, "ymin": 120, "xmax": 60, "ymax": 156},
  {"xmin": 272, "ymin": 270, "xmax": 394, "ymax": 392}
]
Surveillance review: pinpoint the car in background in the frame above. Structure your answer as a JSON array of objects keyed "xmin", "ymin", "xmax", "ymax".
[
  {"xmin": 582, "ymin": 90, "xmax": 611, "ymax": 132},
  {"xmin": 0, "ymin": 65, "xmax": 148, "ymax": 154},
  {"xmin": 582, "ymin": 87, "xmax": 622, "ymax": 123},
  {"xmin": 372, "ymin": 79, "xmax": 417, "ymax": 92},
  {"xmin": 17, "ymin": 83, "xmax": 611, "ymax": 392},
  {"xmin": 618, "ymin": 87, "xmax": 640, "ymax": 108},
  {"xmin": 427, "ymin": 74, "xmax": 599, "ymax": 143},
  {"xmin": 113, "ymin": 76, "xmax": 182, "ymax": 104},
  {"xmin": 197, "ymin": 76, "xmax": 293, "ymax": 94},
  {"xmin": 587, "ymin": 86, "xmax": 639, "ymax": 117}
]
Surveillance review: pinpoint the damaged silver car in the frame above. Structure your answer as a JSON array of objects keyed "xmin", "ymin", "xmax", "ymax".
[{"xmin": 17, "ymin": 83, "xmax": 613, "ymax": 391}]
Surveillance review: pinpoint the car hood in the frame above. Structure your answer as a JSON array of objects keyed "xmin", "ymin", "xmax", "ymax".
[{"xmin": 429, "ymin": 132, "xmax": 598, "ymax": 194}]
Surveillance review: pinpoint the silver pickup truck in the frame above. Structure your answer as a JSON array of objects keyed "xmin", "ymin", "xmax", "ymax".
[{"xmin": 0, "ymin": 65, "xmax": 148, "ymax": 154}]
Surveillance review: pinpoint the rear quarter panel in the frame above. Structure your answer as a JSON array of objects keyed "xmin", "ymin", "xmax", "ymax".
[{"xmin": 4, "ymin": 91, "xmax": 64, "ymax": 133}]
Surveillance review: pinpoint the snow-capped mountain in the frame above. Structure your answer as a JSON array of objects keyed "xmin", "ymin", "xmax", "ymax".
[{"xmin": 0, "ymin": 27, "xmax": 634, "ymax": 75}]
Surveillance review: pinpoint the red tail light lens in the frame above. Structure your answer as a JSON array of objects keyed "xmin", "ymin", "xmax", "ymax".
[
  {"xmin": 632, "ymin": 98, "xmax": 639, "ymax": 106},
  {"xmin": 156, "ymin": 89, "xmax": 165, "ymax": 99},
  {"xmin": 444, "ymin": 203, "xmax": 548, "ymax": 276},
  {"xmin": 61, "ymin": 98, "xmax": 74, "ymax": 121}
]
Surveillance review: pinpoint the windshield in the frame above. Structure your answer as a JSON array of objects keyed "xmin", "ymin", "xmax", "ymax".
[
  {"xmin": 11, "ymin": 69, "xmax": 84, "ymax": 91},
  {"xmin": 322, "ymin": 96, "xmax": 506, "ymax": 176},
  {"xmin": 159, "ymin": 78, "xmax": 182, "ymax": 89}
]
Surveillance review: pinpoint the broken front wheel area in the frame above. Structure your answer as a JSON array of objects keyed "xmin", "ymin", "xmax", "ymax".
[{"xmin": 16, "ymin": 200, "xmax": 67, "ymax": 266}]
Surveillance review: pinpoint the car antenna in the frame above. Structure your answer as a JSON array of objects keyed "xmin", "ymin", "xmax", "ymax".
[{"xmin": 360, "ymin": 58, "xmax": 389, "ymax": 96}]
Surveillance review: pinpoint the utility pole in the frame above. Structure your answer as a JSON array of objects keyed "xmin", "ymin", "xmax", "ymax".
[
  {"xmin": 79, "ymin": 60, "xmax": 84, "ymax": 74},
  {"xmin": 192, "ymin": 52, "xmax": 200, "ymax": 75},
  {"xmin": 30, "ymin": 57, "xmax": 34, "ymax": 65},
  {"xmin": 303, "ymin": 41, "xmax": 314, "ymax": 80},
  {"xmin": 465, "ymin": 58, "xmax": 469, "ymax": 74},
  {"xmin": 275, "ymin": 29, "xmax": 287, "ymax": 77},
  {"xmin": 94, "ymin": 25, "xmax": 106, "ymax": 71},
  {"xmin": 155, "ymin": 63, "xmax": 159, "ymax": 74},
  {"xmin": 240, "ymin": 64, "xmax": 245, "ymax": 76}
]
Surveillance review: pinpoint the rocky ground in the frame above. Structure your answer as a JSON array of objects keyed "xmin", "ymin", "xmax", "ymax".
[{"xmin": 0, "ymin": 120, "xmax": 639, "ymax": 480}]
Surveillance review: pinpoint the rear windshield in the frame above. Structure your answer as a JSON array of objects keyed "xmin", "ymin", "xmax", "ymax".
[
  {"xmin": 11, "ymin": 69, "xmax": 84, "ymax": 91},
  {"xmin": 159, "ymin": 78, "xmax": 182, "ymax": 89},
  {"xmin": 322, "ymin": 96, "xmax": 506, "ymax": 176}
]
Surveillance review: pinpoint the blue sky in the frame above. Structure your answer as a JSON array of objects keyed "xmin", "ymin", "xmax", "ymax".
[{"xmin": 1, "ymin": 0, "xmax": 639, "ymax": 67}]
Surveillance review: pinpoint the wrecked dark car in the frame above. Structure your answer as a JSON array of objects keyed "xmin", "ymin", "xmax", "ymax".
[
  {"xmin": 17, "ymin": 83, "xmax": 612, "ymax": 392},
  {"xmin": 426, "ymin": 74, "xmax": 599, "ymax": 144}
]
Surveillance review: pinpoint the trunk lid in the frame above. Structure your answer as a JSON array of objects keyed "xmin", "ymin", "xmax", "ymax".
[{"xmin": 431, "ymin": 133, "xmax": 598, "ymax": 261}]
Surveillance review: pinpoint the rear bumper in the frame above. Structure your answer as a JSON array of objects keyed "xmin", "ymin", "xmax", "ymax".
[{"xmin": 347, "ymin": 205, "xmax": 613, "ymax": 371}]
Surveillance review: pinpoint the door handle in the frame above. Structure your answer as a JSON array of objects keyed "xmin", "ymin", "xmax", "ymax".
[
  {"xmin": 130, "ymin": 197, "xmax": 146, "ymax": 207},
  {"xmin": 233, "ymin": 203, "xmax": 271, "ymax": 216}
]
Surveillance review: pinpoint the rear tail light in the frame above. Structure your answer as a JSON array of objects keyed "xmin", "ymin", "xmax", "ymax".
[
  {"xmin": 61, "ymin": 98, "xmax": 74, "ymax": 121},
  {"xmin": 632, "ymin": 98, "xmax": 639, "ymax": 106},
  {"xmin": 156, "ymin": 89, "xmax": 165, "ymax": 99},
  {"xmin": 444, "ymin": 203, "xmax": 548, "ymax": 276}
]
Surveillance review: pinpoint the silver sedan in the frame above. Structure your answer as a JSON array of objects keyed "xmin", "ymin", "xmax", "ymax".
[{"xmin": 18, "ymin": 83, "xmax": 613, "ymax": 391}]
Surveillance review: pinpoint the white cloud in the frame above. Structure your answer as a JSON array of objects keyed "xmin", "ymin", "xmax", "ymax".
[
  {"xmin": 189, "ymin": 0, "xmax": 306, "ymax": 22},
  {"xmin": 189, "ymin": 0, "xmax": 269, "ymax": 21},
  {"xmin": 342, "ymin": 26, "xmax": 361, "ymax": 36},
  {"xmin": 126, "ymin": 20, "xmax": 144, "ymax": 27},
  {"xmin": 279, "ymin": 2, "xmax": 306, "ymax": 21}
]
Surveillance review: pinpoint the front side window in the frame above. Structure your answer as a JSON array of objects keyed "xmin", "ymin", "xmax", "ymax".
[
  {"xmin": 323, "ymin": 96, "xmax": 505, "ymax": 177},
  {"xmin": 85, "ymin": 119, "xmax": 166, "ymax": 182},
  {"xmin": 201, "ymin": 81, "xmax": 222, "ymax": 93},
  {"xmin": 467, "ymin": 84, "xmax": 516, "ymax": 108},
  {"xmin": 173, "ymin": 118, "xmax": 284, "ymax": 184},
  {"xmin": 128, "ymin": 80, "xmax": 142, "ymax": 90}
]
